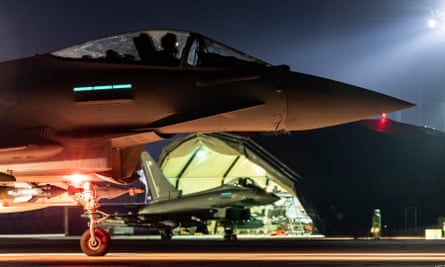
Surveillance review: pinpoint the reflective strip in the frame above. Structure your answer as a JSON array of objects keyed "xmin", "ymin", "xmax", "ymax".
[{"xmin": 73, "ymin": 83, "xmax": 132, "ymax": 92}]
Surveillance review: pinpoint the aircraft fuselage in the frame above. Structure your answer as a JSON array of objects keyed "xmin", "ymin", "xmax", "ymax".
[{"xmin": 138, "ymin": 184, "xmax": 279, "ymax": 215}]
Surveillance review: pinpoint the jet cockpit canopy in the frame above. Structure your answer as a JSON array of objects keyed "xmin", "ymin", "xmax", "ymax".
[
  {"xmin": 226, "ymin": 177, "xmax": 263, "ymax": 190},
  {"xmin": 51, "ymin": 30, "xmax": 270, "ymax": 68}
]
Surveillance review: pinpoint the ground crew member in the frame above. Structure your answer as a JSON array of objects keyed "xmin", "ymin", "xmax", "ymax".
[{"xmin": 370, "ymin": 209, "xmax": 381, "ymax": 240}]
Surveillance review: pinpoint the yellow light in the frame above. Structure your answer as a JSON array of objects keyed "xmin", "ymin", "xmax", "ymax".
[
  {"xmin": 67, "ymin": 173, "xmax": 89, "ymax": 185},
  {"xmin": 253, "ymin": 165, "xmax": 266, "ymax": 176}
]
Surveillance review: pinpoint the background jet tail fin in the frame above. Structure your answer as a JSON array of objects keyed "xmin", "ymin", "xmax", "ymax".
[{"xmin": 141, "ymin": 151, "xmax": 181, "ymax": 202}]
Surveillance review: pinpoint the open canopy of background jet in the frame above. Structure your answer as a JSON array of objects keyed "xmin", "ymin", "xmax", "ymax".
[{"xmin": 51, "ymin": 30, "xmax": 270, "ymax": 68}]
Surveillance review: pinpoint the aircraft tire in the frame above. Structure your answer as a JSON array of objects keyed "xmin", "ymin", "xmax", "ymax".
[{"xmin": 80, "ymin": 227, "xmax": 110, "ymax": 256}]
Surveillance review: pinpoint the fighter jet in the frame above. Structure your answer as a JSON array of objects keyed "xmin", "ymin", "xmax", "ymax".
[
  {"xmin": 101, "ymin": 152, "xmax": 279, "ymax": 242},
  {"xmin": 0, "ymin": 29, "xmax": 413, "ymax": 255}
]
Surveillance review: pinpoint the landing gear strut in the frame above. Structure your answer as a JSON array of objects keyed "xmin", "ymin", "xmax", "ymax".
[
  {"xmin": 223, "ymin": 221, "xmax": 237, "ymax": 241},
  {"xmin": 78, "ymin": 182, "xmax": 110, "ymax": 256}
]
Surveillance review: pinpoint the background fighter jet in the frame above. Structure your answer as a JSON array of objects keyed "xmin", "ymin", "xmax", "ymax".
[
  {"xmin": 0, "ymin": 29, "xmax": 412, "ymax": 255},
  {"xmin": 102, "ymin": 152, "xmax": 279, "ymax": 241}
]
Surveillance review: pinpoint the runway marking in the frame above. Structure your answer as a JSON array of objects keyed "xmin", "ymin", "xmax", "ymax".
[{"xmin": 3, "ymin": 252, "xmax": 445, "ymax": 262}]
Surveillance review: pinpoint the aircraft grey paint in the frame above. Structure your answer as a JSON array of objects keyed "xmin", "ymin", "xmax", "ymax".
[
  {"xmin": 103, "ymin": 152, "xmax": 279, "ymax": 240},
  {"xmin": 0, "ymin": 29, "xmax": 412, "ymax": 184},
  {"xmin": 0, "ymin": 29, "xmax": 413, "ymax": 255},
  {"xmin": 140, "ymin": 151, "xmax": 279, "ymax": 211}
]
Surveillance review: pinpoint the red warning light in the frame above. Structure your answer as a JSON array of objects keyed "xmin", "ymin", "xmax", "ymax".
[
  {"xmin": 361, "ymin": 113, "xmax": 392, "ymax": 133},
  {"xmin": 377, "ymin": 113, "xmax": 388, "ymax": 132},
  {"xmin": 380, "ymin": 113, "xmax": 387, "ymax": 124}
]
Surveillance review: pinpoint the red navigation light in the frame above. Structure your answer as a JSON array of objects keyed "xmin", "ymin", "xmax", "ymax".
[
  {"xmin": 376, "ymin": 113, "xmax": 389, "ymax": 132},
  {"xmin": 380, "ymin": 113, "xmax": 387, "ymax": 125}
]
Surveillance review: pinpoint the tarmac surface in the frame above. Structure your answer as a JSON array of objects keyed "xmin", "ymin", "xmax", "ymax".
[{"xmin": 1, "ymin": 235, "xmax": 445, "ymax": 266}]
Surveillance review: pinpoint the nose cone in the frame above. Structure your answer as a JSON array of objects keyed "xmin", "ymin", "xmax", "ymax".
[
  {"xmin": 283, "ymin": 72, "xmax": 414, "ymax": 130},
  {"xmin": 255, "ymin": 191, "xmax": 280, "ymax": 206}
]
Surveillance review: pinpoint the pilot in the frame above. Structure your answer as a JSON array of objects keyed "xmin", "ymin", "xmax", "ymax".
[
  {"xmin": 133, "ymin": 32, "xmax": 157, "ymax": 64},
  {"xmin": 158, "ymin": 33, "xmax": 179, "ymax": 66},
  {"xmin": 105, "ymin": 49, "xmax": 121, "ymax": 62}
]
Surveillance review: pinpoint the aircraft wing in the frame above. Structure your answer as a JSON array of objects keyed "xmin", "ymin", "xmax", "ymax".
[
  {"xmin": 145, "ymin": 98, "xmax": 264, "ymax": 129},
  {"xmin": 110, "ymin": 100, "xmax": 272, "ymax": 181},
  {"xmin": 104, "ymin": 98, "xmax": 266, "ymax": 152},
  {"xmin": 110, "ymin": 131, "xmax": 168, "ymax": 148},
  {"xmin": 0, "ymin": 144, "xmax": 64, "ymax": 165}
]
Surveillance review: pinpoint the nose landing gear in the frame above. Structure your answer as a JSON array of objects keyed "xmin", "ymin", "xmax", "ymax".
[{"xmin": 77, "ymin": 182, "xmax": 111, "ymax": 256}]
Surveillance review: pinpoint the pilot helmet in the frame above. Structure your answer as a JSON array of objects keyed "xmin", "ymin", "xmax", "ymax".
[{"xmin": 161, "ymin": 33, "xmax": 178, "ymax": 51}]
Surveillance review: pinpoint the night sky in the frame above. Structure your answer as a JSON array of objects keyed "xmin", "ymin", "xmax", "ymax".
[{"xmin": 1, "ymin": 0, "xmax": 445, "ymax": 130}]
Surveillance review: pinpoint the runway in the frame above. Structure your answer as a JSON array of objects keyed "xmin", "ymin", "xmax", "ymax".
[
  {"xmin": 2, "ymin": 235, "xmax": 445, "ymax": 266},
  {"xmin": 5, "ymin": 252, "xmax": 445, "ymax": 263}
]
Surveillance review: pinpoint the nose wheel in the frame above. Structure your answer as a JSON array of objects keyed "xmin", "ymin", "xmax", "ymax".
[
  {"xmin": 77, "ymin": 182, "xmax": 111, "ymax": 256},
  {"xmin": 80, "ymin": 227, "xmax": 110, "ymax": 256}
]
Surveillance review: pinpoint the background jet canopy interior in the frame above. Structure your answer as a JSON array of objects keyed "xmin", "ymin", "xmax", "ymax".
[{"xmin": 156, "ymin": 132, "xmax": 316, "ymax": 236}]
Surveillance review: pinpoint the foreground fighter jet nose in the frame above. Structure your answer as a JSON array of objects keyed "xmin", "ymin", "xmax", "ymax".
[{"xmin": 283, "ymin": 72, "xmax": 414, "ymax": 130}]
